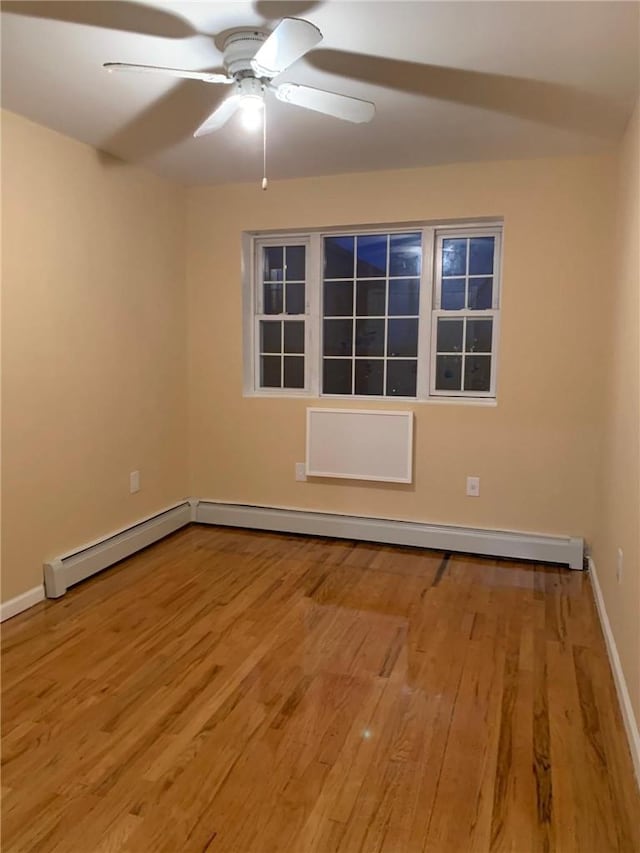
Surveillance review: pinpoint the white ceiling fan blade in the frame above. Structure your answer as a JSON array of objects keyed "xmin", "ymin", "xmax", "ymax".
[
  {"xmin": 274, "ymin": 83, "xmax": 375, "ymax": 123},
  {"xmin": 193, "ymin": 95, "xmax": 242, "ymax": 137},
  {"xmin": 251, "ymin": 18, "xmax": 322, "ymax": 78},
  {"xmin": 103, "ymin": 63, "xmax": 232, "ymax": 84}
]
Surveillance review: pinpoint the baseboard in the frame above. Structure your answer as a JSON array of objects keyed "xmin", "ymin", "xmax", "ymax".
[
  {"xmin": 194, "ymin": 500, "xmax": 584, "ymax": 569},
  {"xmin": 43, "ymin": 500, "xmax": 195, "ymax": 599},
  {"xmin": 588, "ymin": 557, "xmax": 640, "ymax": 787},
  {"xmin": 0, "ymin": 585, "xmax": 46, "ymax": 623},
  {"xmin": 5, "ymin": 498, "xmax": 584, "ymax": 620}
]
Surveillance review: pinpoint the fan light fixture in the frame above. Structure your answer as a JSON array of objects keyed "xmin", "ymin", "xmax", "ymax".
[
  {"xmin": 236, "ymin": 77, "xmax": 264, "ymax": 132},
  {"xmin": 103, "ymin": 18, "xmax": 375, "ymax": 136},
  {"xmin": 104, "ymin": 18, "xmax": 376, "ymax": 185},
  {"xmin": 239, "ymin": 94, "xmax": 264, "ymax": 131}
]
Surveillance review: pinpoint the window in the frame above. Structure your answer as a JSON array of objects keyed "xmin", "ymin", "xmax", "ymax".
[
  {"xmin": 432, "ymin": 230, "xmax": 499, "ymax": 397},
  {"xmin": 255, "ymin": 241, "xmax": 309, "ymax": 391},
  {"xmin": 323, "ymin": 233, "xmax": 421, "ymax": 397},
  {"xmin": 246, "ymin": 223, "xmax": 502, "ymax": 401}
]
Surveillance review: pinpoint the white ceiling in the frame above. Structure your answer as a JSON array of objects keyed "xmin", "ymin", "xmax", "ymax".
[{"xmin": 2, "ymin": 1, "xmax": 639, "ymax": 186}]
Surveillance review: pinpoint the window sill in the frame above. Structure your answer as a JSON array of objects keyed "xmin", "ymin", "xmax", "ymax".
[{"xmin": 243, "ymin": 391, "xmax": 498, "ymax": 407}]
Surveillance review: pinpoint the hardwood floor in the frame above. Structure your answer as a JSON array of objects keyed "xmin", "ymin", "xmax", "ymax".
[{"xmin": 2, "ymin": 525, "xmax": 639, "ymax": 852}]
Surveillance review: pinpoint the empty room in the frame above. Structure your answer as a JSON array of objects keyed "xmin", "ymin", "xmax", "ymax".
[{"xmin": 1, "ymin": 1, "xmax": 639, "ymax": 850}]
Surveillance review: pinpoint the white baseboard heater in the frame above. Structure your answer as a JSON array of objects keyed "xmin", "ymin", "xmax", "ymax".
[
  {"xmin": 195, "ymin": 501, "xmax": 584, "ymax": 569},
  {"xmin": 43, "ymin": 501, "xmax": 193, "ymax": 598},
  {"xmin": 40, "ymin": 496, "xmax": 583, "ymax": 602}
]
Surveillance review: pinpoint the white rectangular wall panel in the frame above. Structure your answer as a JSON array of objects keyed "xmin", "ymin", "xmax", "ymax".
[{"xmin": 306, "ymin": 408, "xmax": 413, "ymax": 483}]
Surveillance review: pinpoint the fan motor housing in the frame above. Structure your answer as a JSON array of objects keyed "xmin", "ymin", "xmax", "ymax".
[{"xmin": 223, "ymin": 30, "xmax": 267, "ymax": 78}]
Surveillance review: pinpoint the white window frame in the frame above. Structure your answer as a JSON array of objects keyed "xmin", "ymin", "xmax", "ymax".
[
  {"xmin": 320, "ymin": 227, "xmax": 426, "ymax": 399},
  {"xmin": 430, "ymin": 226, "xmax": 502, "ymax": 398},
  {"xmin": 243, "ymin": 221, "xmax": 503, "ymax": 403},
  {"xmin": 252, "ymin": 235, "xmax": 312, "ymax": 396}
]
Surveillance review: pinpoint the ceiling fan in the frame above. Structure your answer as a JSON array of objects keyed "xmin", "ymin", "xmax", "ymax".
[{"xmin": 104, "ymin": 18, "xmax": 376, "ymax": 137}]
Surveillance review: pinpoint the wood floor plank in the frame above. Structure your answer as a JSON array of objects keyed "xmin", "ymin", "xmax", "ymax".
[{"xmin": 2, "ymin": 525, "xmax": 639, "ymax": 852}]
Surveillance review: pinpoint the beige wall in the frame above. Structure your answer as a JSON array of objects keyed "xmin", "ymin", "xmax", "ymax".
[
  {"xmin": 186, "ymin": 155, "xmax": 615, "ymax": 540},
  {"xmin": 592, "ymin": 100, "xmax": 640, "ymax": 726},
  {"xmin": 1, "ymin": 110, "xmax": 188, "ymax": 602},
  {"xmin": 2, "ymin": 106, "xmax": 636, "ymax": 756},
  {"xmin": 2, "ymin": 107, "xmax": 637, "ymax": 732}
]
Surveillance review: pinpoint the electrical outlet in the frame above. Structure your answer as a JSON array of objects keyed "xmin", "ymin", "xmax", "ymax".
[
  {"xmin": 129, "ymin": 470, "xmax": 140, "ymax": 494},
  {"xmin": 295, "ymin": 462, "xmax": 307, "ymax": 482},
  {"xmin": 466, "ymin": 476, "xmax": 480, "ymax": 497},
  {"xmin": 617, "ymin": 548, "xmax": 623, "ymax": 583}
]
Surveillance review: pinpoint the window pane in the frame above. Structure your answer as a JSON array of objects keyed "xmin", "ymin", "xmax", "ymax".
[
  {"xmin": 441, "ymin": 278, "xmax": 465, "ymax": 311},
  {"xmin": 390, "ymin": 233, "xmax": 421, "ymax": 277},
  {"xmin": 264, "ymin": 246, "xmax": 283, "ymax": 281},
  {"xmin": 435, "ymin": 355, "xmax": 462, "ymax": 390},
  {"xmin": 260, "ymin": 320, "xmax": 281, "ymax": 353},
  {"xmin": 284, "ymin": 321, "xmax": 304, "ymax": 354},
  {"xmin": 357, "ymin": 235, "xmax": 387, "ymax": 277},
  {"xmin": 324, "ymin": 282, "xmax": 353, "ymax": 316},
  {"xmin": 324, "ymin": 319, "xmax": 353, "ymax": 356},
  {"xmin": 355, "ymin": 359, "xmax": 384, "ymax": 395},
  {"xmin": 356, "ymin": 281, "xmax": 386, "ymax": 316},
  {"xmin": 323, "ymin": 359, "xmax": 352, "ymax": 394},
  {"xmin": 261, "ymin": 356, "xmax": 281, "ymax": 387},
  {"xmin": 285, "ymin": 245, "xmax": 305, "ymax": 281},
  {"xmin": 387, "ymin": 360, "xmax": 417, "ymax": 396},
  {"xmin": 284, "ymin": 356, "xmax": 304, "ymax": 388},
  {"xmin": 325, "ymin": 236, "xmax": 355, "ymax": 278},
  {"xmin": 263, "ymin": 282, "xmax": 283, "ymax": 315},
  {"xmin": 465, "ymin": 318, "xmax": 493, "ymax": 353},
  {"xmin": 389, "ymin": 279, "xmax": 420, "ymax": 316},
  {"xmin": 442, "ymin": 238, "xmax": 467, "ymax": 276},
  {"xmin": 355, "ymin": 319, "xmax": 385, "ymax": 356},
  {"xmin": 468, "ymin": 277, "xmax": 493, "ymax": 310},
  {"xmin": 464, "ymin": 355, "xmax": 491, "ymax": 391},
  {"xmin": 436, "ymin": 318, "xmax": 463, "ymax": 352},
  {"xmin": 388, "ymin": 318, "xmax": 418, "ymax": 357},
  {"xmin": 469, "ymin": 237, "xmax": 494, "ymax": 275},
  {"xmin": 286, "ymin": 283, "xmax": 305, "ymax": 315}
]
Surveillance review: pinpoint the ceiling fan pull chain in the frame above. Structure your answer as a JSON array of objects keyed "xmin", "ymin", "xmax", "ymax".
[{"xmin": 262, "ymin": 96, "xmax": 268, "ymax": 191}]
